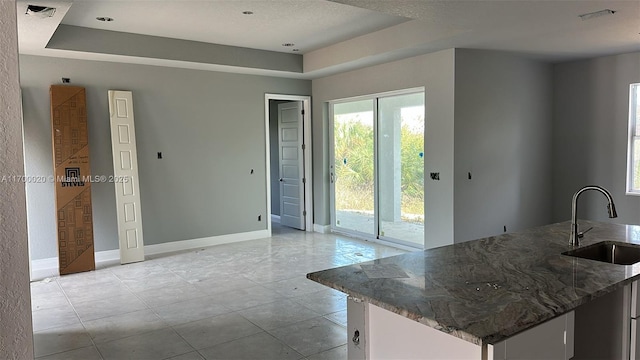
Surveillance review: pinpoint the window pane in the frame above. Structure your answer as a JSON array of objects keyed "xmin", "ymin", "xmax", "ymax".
[
  {"xmin": 631, "ymin": 84, "xmax": 640, "ymax": 136},
  {"xmin": 631, "ymin": 84, "xmax": 640, "ymax": 193},
  {"xmin": 636, "ymin": 85, "xmax": 640, "ymax": 136},
  {"xmin": 634, "ymin": 137, "xmax": 640, "ymax": 191},
  {"xmin": 333, "ymin": 100, "xmax": 375, "ymax": 235},
  {"xmin": 378, "ymin": 93, "xmax": 424, "ymax": 246}
]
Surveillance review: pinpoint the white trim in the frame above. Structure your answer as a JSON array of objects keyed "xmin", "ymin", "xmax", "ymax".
[
  {"xmin": 20, "ymin": 89, "xmax": 34, "ymax": 281},
  {"xmin": 313, "ymin": 223, "xmax": 331, "ymax": 233},
  {"xmin": 627, "ymin": 83, "xmax": 640, "ymax": 195},
  {"xmin": 332, "ymin": 228, "xmax": 419, "ymax": 252},
  {"xmin": 376, "ymin": 235, "xmax": 423, "ymax": 251},
  {"xmin": 144, "ymin": 230, "xmax": 269, "ymax": 256},
  {"xmin": 265, "ymin": 94, "xmax": 313, "ymax": 232},
  {"xmin": 271, "ymin": 214, "xmax": 281, "ymax": 223},
  {"xmin": 265, "ymin": 98, "xmax": 273, "ymax": 234},
  {"xmin": 30, "ymin": 230, "xmax": 269, "ymax": 281},
  {"xmin": 331, "ymin": 229, "xmax": 420, "ymax": 252},
  {"xmin": 30, "ymin": 258, "xmax": 59, "ymax": 281},
  {"xmin": 96, "ymin": 249, "xmax": 121, "ymax": 264}
]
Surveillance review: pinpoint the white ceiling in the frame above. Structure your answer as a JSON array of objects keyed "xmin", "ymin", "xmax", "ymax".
[
  {"xmin": 330, "ymin": 0, "xmax": 640, "ymax": 60},
  {"xmin": 16, "ymin": 0, "xmax": 640, "ymax": 79}
]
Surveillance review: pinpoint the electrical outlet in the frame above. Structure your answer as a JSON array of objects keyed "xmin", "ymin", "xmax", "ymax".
[
  {"xmin": 258, "ymin": 215, "xmax": 261, "ymax": 221},
  {"xmin": 503, "ymin": 225, "xmax": 507, "ymax": 232},
  {"xmin": 430, "ymin": 172, "xmax": 440, "ymax": 180},
  {"xmin": 157, "ymin": 152, "xmax": 162, "ymax": 159}
]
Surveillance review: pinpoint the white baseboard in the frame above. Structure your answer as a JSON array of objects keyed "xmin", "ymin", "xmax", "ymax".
[
  {"xmin": 95, "ymin": 249, "xmax": 121, "ymax": 263},
  {"xmin": 30, "ymin": 229, "xmax": 270, "ymax": 281},
  {"xmin": 144, "ymin": 230, "xmax": 269, "ymax": 256},
  {"xmin": 30, "ymin": 257, "xmax": 59, "ymax": 281},
  {"xmin": 313, "ymin": 223, "xmax": 331, "ymax": 233},
  {"xmin": 271, "ymin": 214, "xmax": 281, "ymax": 223}
]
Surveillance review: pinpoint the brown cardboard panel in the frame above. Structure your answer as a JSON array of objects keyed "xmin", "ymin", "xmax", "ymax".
[
  {"xmin": 50, "ymin": 85, "xmax": 95, "ymax": 275},
  {"xmin": 61, "ymin": 245, "xmax": 95, "ymax": 276}
]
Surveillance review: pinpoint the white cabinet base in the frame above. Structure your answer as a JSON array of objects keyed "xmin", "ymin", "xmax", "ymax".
[
  {"xmin": 347, "ymin": 298, "xmax": 574, "ymax": 360},
  {"xmin": 347, "ymin": 297, "xmax": 367, "ymax": 360},
  {"xmin": 368, "ymin": 302, "xmax": 483, "ymax": 359},
  {"xmin": 493, "ymin": 311, "xmax": 574, "ymax": 360}
]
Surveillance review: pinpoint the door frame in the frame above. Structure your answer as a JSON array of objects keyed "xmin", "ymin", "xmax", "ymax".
[{"xmin": 264, "ymin": 94, "xmax": 313, "ymax": 233}]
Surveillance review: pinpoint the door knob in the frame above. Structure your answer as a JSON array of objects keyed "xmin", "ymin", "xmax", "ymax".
[{"xmin": 279, "ymin": 178, "xmax": 284, "ymax": 182}]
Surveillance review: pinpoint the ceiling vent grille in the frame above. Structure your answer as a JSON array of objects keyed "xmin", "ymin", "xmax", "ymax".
[
  {"xmin": 25, "ymin": 5, "xmax": 56, "ymax": 18},
  {"xmin": 578, "ymin": 9, "xmax": 616, "ymax": 21}
]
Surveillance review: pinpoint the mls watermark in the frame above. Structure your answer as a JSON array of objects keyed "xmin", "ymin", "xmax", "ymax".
[{"xmin": 0, "ymin": 175, "xmax": 130, "ymax": 184}]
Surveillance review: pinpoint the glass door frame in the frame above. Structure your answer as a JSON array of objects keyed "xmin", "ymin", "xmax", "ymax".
[{"xmin": 329, "ymin": 87, "xmax": 425, "ymax": 249}]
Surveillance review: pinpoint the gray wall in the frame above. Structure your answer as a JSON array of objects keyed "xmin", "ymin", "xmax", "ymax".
[
  {"xmin": 312, "ymin": 48, "xmax": 557, "ymax": 247},
  {"xmin": 454, "ymin": 49, "xmax": 554, "ymax": 242},
  {"xmin": 0, "ymin": 1, "xmax": 33, "ymax": 357},
  {"xmin": 49, "ymin": 25, "xmax": 303, "ymax": 73},
  {"xmin": 312, "ymin": 49, "xmax": 456, "ymax": 248},
  {"xmin": 21, "ymin": 55, "xmax": 310, "ymax": 260},
  {"xmin": 552, "ymin": 52, "xmax": 640, "ymax": 224}
]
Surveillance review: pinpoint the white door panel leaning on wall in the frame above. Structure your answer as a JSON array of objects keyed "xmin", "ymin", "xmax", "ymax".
[{"xmin": 109, "ymin": 90, "xmax": 145, "ymax": 264}]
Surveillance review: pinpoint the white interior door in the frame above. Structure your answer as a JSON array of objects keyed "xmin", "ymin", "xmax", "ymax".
[
  {"xmin": 278, "ymin": 101, "xmax": 305, "ymax": 230},
  {"xmin": 108, "ymin": 90, "xmax": 145, "ymax": 264}
]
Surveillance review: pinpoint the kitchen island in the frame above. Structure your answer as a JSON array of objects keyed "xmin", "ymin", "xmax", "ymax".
[{"xmin": 307, "ymin": 221, "xmax": 640, "ymax": 359}]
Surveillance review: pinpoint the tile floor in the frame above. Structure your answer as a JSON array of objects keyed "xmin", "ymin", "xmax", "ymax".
[{"xmin": 30, "ymin": 223, "xmax": 406, "ymax": 360}]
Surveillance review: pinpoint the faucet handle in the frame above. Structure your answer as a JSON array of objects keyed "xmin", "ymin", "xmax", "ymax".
[{"xmin": 578, "ymin": 226, "xmax": 594, "ymax": 238}]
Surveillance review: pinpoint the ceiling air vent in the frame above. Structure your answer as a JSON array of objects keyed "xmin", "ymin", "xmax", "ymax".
[
  {"xmin": 578, "ymin": 9, "xmax": 616, "ymax": 21},
  {"xmin": 25, "ymin": 5, "xmax": 56, "ymax": 18}
]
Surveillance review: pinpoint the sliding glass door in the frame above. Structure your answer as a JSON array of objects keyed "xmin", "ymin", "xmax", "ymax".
[
  {"xmin": 378, "ymin": 93, "xmax": 425, "ymax": 245},
  {"xmin": 330, "ymin": 90, "xmax": 425, "ymax": 248},
  {"xmin": 331, "ymin": 99, "xmax": 375, "ymax": 236}
]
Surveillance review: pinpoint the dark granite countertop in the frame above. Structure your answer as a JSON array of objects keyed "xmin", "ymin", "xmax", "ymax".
[{"xmin": 307, "ymin": 221, "xmax": 640, "ymax": 345}]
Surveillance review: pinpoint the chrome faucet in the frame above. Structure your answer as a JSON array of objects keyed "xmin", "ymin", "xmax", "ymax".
[{"xmin": 570, "ymin": 185, "xmax": 618, "ymax": 246}]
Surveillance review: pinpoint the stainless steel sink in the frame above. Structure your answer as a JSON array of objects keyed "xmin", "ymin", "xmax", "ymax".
[{"xmin": 563, "ymin": 241, "xmax": 640, "ymax": 265}]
